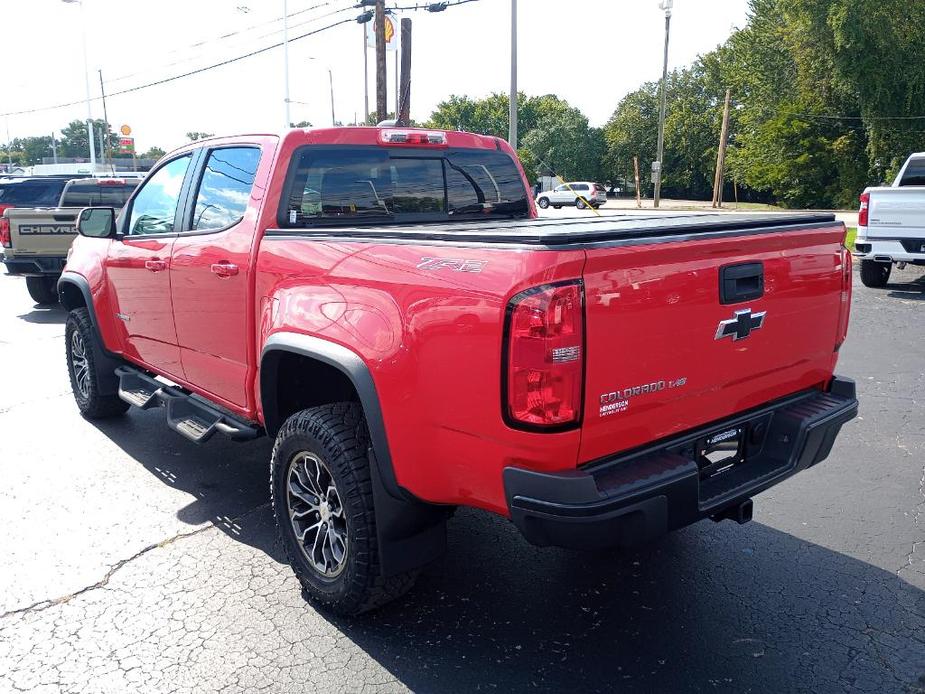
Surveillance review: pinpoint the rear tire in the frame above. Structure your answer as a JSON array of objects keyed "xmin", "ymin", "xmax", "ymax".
[
  {"xmin": 65, "ymin": 308, "xmax": 130, "ymax": 419},
  {"xmin": 26, "ymin": 276, "xmax": 58, "ymax": 305},
  {"xmin": 576, "ymin": 198, "xmax": 587, "ymax": 210},
  {"xmin": 859, "ymin": 260, "xmax": 891, "ymax": 288},
  {"xmin": 537, "ymin": 197, "xmax": 549, "ymax": 209},
  {"xmin": 271, "ymin": 403, "xmax": 419, "ymax": 615}
]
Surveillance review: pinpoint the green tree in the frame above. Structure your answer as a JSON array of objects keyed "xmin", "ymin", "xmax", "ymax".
[
  {"xmin": 520, "ymin": 104, "xmax": 603, "ymax": 182},
  {"xmin": 827, "ymin": 0, "xmax": 925, "ymax": 178},
  {"xmin": 7, "ymin": 136, "xmax": 55, "ymax": 166},
  {"xmin": 140, "ymin": 146, "xmax": 166, "ymax": 160},
  {"xmin": 427, "ymin": 93, "xmax": 605, "ymax": 181},
  {"xmin": 59, "ymin": 119, "xmax": 119, "ymax": 159},
  {"xmin": 602, "ymin": 62, "xmax": 724, "ymax": 200}
]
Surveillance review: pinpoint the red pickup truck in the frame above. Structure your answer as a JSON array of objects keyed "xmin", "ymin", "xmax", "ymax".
[{"xmin": 60, "ymin": 127, "xmax": 858, "ymax": 615}]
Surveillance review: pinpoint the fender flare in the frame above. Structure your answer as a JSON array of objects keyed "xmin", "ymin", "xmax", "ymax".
[
  {"xmin": 260, "ymin": 332, "xmax": 447, "ymax": 577},
  {"xmin": 260, "ymin": 332, "xmax": 406, "ymax": 501},
  {"xmin": 57, "ymin": 271, "xmax": 99, "ymax": 326}
]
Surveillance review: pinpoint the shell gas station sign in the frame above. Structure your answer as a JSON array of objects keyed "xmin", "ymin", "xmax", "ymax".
[
  {"xmin": 118, "ymin": 124, "xmax": 134, "ymax": 154},
  {"xmin": 366, "ymin": 14, "xmax": 397, "ymax": 51}
]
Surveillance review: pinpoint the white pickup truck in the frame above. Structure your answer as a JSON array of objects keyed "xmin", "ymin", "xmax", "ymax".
[{"xmin": 855, "ymin": 152, "xmax": 925, "ymax": 287}]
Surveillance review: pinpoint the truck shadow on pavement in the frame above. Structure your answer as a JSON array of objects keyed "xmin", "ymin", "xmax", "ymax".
[
  {"xmin": 335, "ymin": 512, "xmax": 925, "ymax": 693},
  {"xmin": 90, "ymin": 413, "xmax": 924, "ymax": 694},
  {"xmin": 17, "ymin": 303, "xmax": 67, "ymax": 324},
  {"xmin": 887, "ymin": 274, "xmax": 925, "ymax": 301},
  {"xmin": 90, "ymin": 409, "xmax": 284, "ymax": 561}
]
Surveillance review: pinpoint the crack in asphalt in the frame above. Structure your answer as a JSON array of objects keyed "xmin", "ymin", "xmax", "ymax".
[
  {"xmin": 899, "ymin": 462, "xmax": 925, "ymax": 578},
  {"xmin": 0, "ymin": 503, "xmax": 270, "ymax": 621}
]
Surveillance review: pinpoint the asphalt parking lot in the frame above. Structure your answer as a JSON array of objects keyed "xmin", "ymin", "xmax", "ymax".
[{"xmin": 0, "ymin": 262, "xmax": 922, "ymax": 694}]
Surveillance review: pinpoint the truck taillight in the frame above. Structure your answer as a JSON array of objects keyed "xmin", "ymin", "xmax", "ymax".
[
  {"xmin": 858, "ymin": 191, "xmax": 869, "ymax": 227},
  {"xmin": 504, "ymin": 281, "xmax": 584, "ymax": 429},
  {"xmin": 0, "ymin": 216, "xmax": 10, "ymax": 249},
  {"xmin": 836, "ymin": 245, "xmax": 852, "ymax": 351}
]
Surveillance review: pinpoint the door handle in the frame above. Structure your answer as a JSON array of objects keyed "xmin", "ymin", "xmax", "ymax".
[
  {"xmin": 144, "ymin": 259, "xmax": 167, "ymax": 272},
  {"xmin": 210, "ymin": 261, "xmax": 239, "ymax": 278}
]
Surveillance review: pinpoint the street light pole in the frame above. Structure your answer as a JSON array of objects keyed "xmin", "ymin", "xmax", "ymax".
[
  {"xmin": 653, "ymin": 0, "xmax": 672, "ymax": 208},
  {"xmin": 329, "ymin": 69, "xmax": 336, "ymax": 126},
  {"xmin": 363, "ymin": 23, "xmax": 369, "ymax": 124},
  {"xmin": 5, "ymin": 118, "xmax": 13, "ymax": 169},
  {"xmin": 509, "ymin": 0, "xmax": 518, "ymax": 149},
  {"xmin": 283, "ymin": 0, "xmax": 291, "ymax": 128},
  {"xmin": 62, "ymin": 0, "xmax": 96, "ymax": 167}
]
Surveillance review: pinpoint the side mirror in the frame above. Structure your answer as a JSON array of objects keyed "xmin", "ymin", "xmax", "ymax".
[{"xmin": 77, "ymin": 207, "xmax": 117, "ymax": 238}]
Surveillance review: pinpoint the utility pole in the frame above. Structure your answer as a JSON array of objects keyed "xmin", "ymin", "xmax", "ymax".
[
  {"xmin": 50, "ymin": 133, "xmax": 58, "ymax": 164},
  {"xmin": 509, "ymin": 0, "xmax": 518, "ymax": 149},
  {"xmin": 633, "ymin": 156, "xmax": 642, "ymax": 208},
  {"xmin": 363, "ymin": 22, "xmax": 369, "ymax": 124},
  {"xmin": 98, "ymin": 69, "xmax": 115, "ymax": 172},
  {"xmin": 283, "ymin": 0, "xmax": 291, "ymax": 128},
  {"xmin": 394, "ymin": 48, "xmax": 399, "ymax": 116},
  {"xmin": 375, "ymin": 0, "xmax": 387, "ymax": 122},
  {"xmin": 712, "ymin": 88, "xmax": 732, "ymax": 208},
  {"xmin": 653, "ymin": 0, "xmax": 672, "ymax": 208},
  {"xmin": 397, "ymin": 18, "xmax": 412, "ymax": 126}
]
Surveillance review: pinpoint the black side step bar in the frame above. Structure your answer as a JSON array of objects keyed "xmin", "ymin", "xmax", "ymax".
[{"xmin": 115, "ymin": 366, "xmax": 260, "ymax": 444}]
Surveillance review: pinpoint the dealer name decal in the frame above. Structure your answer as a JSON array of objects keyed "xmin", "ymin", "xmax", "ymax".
[{"xmin": 599, "ymin": 377, "xmax": 688, "ymax": 417}]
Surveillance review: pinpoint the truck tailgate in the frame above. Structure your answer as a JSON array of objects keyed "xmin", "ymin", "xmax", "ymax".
[
  {"xmin": 868, "ymin": 187, "xmax": 925, "ymax": 238},
  {"xmin": 579, "ymin": 223, "xmax": 848, "ymax": 463},
  {"xmin": 8, "ymin": 209, "xmax": 78, "ymax": 255}
]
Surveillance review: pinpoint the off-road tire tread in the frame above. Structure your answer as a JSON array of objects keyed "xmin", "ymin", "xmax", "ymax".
[
  {"xmin": 270, "ymin": 403, "xmax": 419, "ymax": 615},
  {"xmin": 65, "ymin": 308, "xmax": 129, "ymax": 419}
]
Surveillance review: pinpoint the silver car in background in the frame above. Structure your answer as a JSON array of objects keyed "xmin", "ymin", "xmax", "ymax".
[{"xmin": 536, "ymin": 182, "xmax": 607, "ymax": 209}]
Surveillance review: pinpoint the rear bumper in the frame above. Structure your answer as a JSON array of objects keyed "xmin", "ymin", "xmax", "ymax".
[
  {"xmin": 2, "ymin": 255, "xmax": 66, "ymax": 277},
  {"xmin": 853, "ymin": 235, "xmax": 925, "ymax": 263},
  {"xmin": 504, "ymin": 377, "xmax": 858, "ymax": 549}
]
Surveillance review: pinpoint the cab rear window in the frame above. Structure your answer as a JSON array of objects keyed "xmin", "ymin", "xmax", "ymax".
[
  {"xmin": 0, "ymin": 179, "xmax": 71, "ymax": 207},
  {"xmin": 899, "ymin": 158, "xmax": 925, "ymax": 187},
  {"xmin": 281, "ymin": 146, "xmax": 529, "ymax": 226},
  {"xmin": 60, "ymin": 181, "xmax": 140, "ymax": 208}
]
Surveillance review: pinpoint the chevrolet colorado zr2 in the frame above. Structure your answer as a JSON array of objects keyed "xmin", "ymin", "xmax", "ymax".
[{"xmin": 58, "ymin": 127, "xmax": 858, "ymax": 615}]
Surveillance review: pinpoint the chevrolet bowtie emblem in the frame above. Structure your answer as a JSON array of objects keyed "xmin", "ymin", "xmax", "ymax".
[{"xmin": 715, "ymin": 308, "xmax": 766, "ymax": 341}]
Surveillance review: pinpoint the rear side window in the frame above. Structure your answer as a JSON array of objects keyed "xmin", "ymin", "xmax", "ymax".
[
  {"xmin": 0, "ymin": 179, "xmax": 70, "ymax": 207},
  {"xmin": 60, "ymin": 181, "xmax": 139, "ymax": 208},
  {"xmin": 192, "ymin": 147, "xmax": 261, "ymax": 231},
  {"xmin": 899, "ymin": 158, "xmax": 925, "ymax": 186},
  {"xmin": 282, "ymin": 146, "xmax": 528, "ymax": 226}
]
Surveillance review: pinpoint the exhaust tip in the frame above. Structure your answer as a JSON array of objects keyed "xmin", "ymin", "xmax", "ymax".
[{"xmin": 873, "ymin": 255, "xmax": 893, "ymax": 263}]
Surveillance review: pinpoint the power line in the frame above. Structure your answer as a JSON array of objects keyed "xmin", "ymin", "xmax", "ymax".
[
  {"xmin": 386, "ymin": 0, "xmax": 482, "ymax": 11},
  {"xmin": 105, "ymin": 2, "xmax": 355, "ymax": 86},
  {"xmin": 0, "ymin": 15, "xmax": 360, "ymax": 118},
  {"xmin": 770, "ymin": 110, "xmax": 925, "ymax": 122}
]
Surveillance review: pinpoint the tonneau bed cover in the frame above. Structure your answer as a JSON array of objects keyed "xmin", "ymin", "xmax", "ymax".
[{"xmin": 267, "ymin": 212, "xmax": 838, "ymax": 246}]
